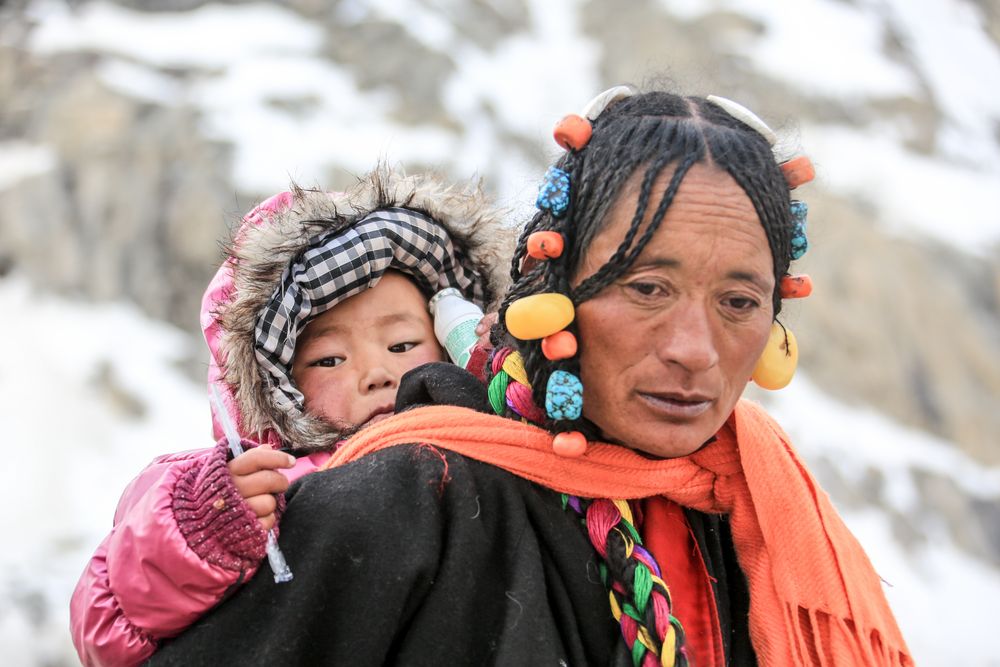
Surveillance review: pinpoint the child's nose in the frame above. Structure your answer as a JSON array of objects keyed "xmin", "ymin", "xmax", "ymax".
[{"xmin": 359, "ymin": 364, "xmax": 395, "ymax": 394}]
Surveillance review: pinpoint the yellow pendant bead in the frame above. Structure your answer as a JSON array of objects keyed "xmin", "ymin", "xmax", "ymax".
[
  {"xmin": 505, "ymin": 293, "xmax": 575, "ymax": 340},
  {"xmin": 752, "ymin": 323, "xmax": 799, "ymax": 390}
]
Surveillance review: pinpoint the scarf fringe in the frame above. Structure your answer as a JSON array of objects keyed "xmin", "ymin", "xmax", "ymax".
[{"xmin": 785, "ymin": 604, "xmax": 913, "ymax": 667}]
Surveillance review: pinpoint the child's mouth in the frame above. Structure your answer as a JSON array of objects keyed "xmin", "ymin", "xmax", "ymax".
[{"xmin": 361, "ymin": 406, "xmax": 395, "ymax": 427}]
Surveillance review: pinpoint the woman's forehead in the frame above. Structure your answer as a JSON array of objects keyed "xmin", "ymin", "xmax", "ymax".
[
  {"xmin": 582, "ymin": 163, "xmax": 769, "ymax": 271},
  {"xmin": 612, "ymin": 162, "xmax": 756, "ymax": 226}
]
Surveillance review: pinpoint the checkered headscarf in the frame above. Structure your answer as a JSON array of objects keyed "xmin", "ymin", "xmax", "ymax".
[{"xmin": 254, "ymin": 206, "xmax": 485, "ymax": 415}]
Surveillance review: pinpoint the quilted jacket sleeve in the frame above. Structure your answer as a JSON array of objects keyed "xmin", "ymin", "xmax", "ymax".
[{"xmin": 69, "ymin": 442, "xmax": 275, "ymax": 667}]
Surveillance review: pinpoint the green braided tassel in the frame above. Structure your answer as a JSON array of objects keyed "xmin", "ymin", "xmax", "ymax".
[
  {"xmin": 633, "ymin": 563, "xmax": 652, "ymax": 615},
  {"xmin": 631, "ymin": 636, "xmax": 646, "ymax": 667},
  {"xmin": 488, "ymin": 371, "xmax": 510, "ymax": 416}
]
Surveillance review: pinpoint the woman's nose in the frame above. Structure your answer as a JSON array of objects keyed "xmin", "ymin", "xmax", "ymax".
[{"xmin": 656, "ymin": 302, "xmax": 720, "ymax": 372}]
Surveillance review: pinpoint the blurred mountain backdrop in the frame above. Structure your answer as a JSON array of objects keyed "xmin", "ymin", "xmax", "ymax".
[{"xmin": 1, "ymin": 0, "xmax": 998, "ymax": 664}]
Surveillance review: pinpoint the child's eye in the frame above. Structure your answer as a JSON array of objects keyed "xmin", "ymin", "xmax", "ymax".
[
  {"xmin": 311, "ymin": 356, "xmax": 345, "ymax": 368},
  {"xmin": 389, "ymin": 342, "xmax": 417, "ymax": 353}
]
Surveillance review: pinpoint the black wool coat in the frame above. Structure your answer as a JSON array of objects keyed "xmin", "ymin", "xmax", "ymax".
[{"xmin": 149, "ymin": 365, "xmax": 756, "ymax": 666}]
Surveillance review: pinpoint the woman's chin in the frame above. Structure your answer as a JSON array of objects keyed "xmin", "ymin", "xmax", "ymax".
[
  {"xmin": 596, "ymin": 414, "xmax": 723, "ymax": 459},
  {"xmin": 627, "ymin": 434, "xmax": 710, "ymax": 459}
]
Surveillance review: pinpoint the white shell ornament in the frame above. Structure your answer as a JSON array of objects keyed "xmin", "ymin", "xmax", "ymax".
[
  {"xmin": 706, "ymin": 95, "xmax": 777, "ymax": 146},
  {"xmin": 581, "ymin": 84, "xmax": 638, "ymax": 120}
]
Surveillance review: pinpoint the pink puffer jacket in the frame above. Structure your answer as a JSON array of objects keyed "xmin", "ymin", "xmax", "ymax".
[
  {"xmin": 69, "ymin": 447, "xmax": 328, "ymax": 666},
  {"xmin": 69, "ymin": 170, "xmax": 514, "ymax": 667}
]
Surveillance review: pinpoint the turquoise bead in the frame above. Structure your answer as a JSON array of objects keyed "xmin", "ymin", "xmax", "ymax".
[
  {"xmin": 536, "ymin": 167, "xmax": 571, "ymax": 218},
  {"xmin": 790, "ymin": 200, "xmax": 808, "ymax": 260},
  {"xmin": 791, "ymin": 233, "xmax": 808, "ymax": 260},
  {"xmin": 545, "ymin": 370, "xmax": 583, "ymax": 421},
  {"xmin": 790, "ymin": 200, "xmax": 808, "ymax": 226}
]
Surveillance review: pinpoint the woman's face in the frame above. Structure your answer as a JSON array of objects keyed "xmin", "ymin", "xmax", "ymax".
[{"xmin": 573, "ymin": 163, "xmax": 774, "ymax": 458}]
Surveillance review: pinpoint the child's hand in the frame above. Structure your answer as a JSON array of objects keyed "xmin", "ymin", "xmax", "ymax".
[
  {"xmin": 475, "ymin": 312, "xmax": 498, "ymax": 348},
  {"xmin": 227, "ymin": 448, "xmax": 296, "ymax": 531}
]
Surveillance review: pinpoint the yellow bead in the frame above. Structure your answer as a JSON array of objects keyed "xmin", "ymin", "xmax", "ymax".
[
  {"xmin": 752, "ymin": 323, "xmax": 798, "ymax": 390},
  {"xmin": 505, "ymin": 293, "xmax": 575, "ymax": 340}
]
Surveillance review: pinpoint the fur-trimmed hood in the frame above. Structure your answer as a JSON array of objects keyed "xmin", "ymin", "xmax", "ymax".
[{"xmin": 201, "ymin": 167, "xmax": 518, "ymax": 450}]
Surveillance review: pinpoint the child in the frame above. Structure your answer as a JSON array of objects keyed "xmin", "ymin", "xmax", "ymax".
[{"xmin": 69, "ymin": 167, "xmax": 516, "ymax": 667}]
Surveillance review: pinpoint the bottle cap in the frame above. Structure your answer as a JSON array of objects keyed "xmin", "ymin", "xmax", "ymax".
[{"xmin": 429, "ymin": 287, "xmax": 463, "ymax": 315}]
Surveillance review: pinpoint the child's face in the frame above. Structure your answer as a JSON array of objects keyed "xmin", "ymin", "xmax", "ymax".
[{"xmin": 291, "ymin": 271, "xmax": 445, "ymax": 429}]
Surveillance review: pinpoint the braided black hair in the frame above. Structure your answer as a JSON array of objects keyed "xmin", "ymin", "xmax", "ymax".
[{"xmin": 495, "ymin": 91, "xmax": 793, "ymax": 439}]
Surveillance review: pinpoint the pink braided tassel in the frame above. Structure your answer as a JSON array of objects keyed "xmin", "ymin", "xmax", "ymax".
[
  {"xmin": 506, "ymin": 381, "xmax": 546, "ymax": 422},
  {"xmin": 652, "ymin": 591, "xmax": 671, "ymax": 640},
  {"xmin": 620, "ymin": 612, "xmax": 640, "ymax": 646},
  {"xmin": 586, "ymin": 500, "xmax": 621, "ymax": 558},
  {"xmin": 490, "ymin": 347, "xmax": 512, "ymax": 374}
]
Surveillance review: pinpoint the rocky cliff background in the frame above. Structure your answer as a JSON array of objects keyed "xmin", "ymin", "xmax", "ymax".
[{"xmin": 1, "ymin": 0, "xmax": 998, "ymax": 664}]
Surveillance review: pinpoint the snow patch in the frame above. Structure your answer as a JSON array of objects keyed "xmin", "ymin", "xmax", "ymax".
[
  {"xmin": 97, "ymin": 58, "xmax": 185, "ymax": 106},
  {"xmin": 0, "ymin": 142, "xmax": 57, "ymax": 190},
  {"xmin": 0, "ymin": 275, "xmax": 211, "ymax": 663},
  {"xmin": 658, "ymin": 0, "xmax": 919, "ymax": 98},
  {"xmin": 29, "ymin": 0, "xmax": 322, "ymax": 68},
  {"xmin": 805, "ymin": 123, "xmax": 1000, "ymax": 253},
  {"xmin": 844, "ymin": 509, "xmax": 1000, "ymax": 666},
  {"xmin": 758, "ymin": 373, "xmax": 1000, "ymax": 511},
  {"xmin": 868, "ymin": 0, "xmax": 1000, "ymax": 170}
]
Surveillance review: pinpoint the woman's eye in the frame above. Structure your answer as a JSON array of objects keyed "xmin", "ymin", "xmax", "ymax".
[
  {"xmin": 389, "ymin": 342, "xmax": 417, "ymax": 353},
  {"xmin": 626, "ymin": 281, "xmax": 663, "ymax": 297},
  {"xmin": 725, "ymin": 296, "xmax": 760, "ymax": 311},
  {"xmin": 312, "ymin": 356, "xmax": 344, "ymax": 368}
]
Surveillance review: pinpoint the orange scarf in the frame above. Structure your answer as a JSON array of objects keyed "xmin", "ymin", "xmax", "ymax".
[{"xmin": 322, "ymin": 399, "xmax": 912, "ymax": 666}]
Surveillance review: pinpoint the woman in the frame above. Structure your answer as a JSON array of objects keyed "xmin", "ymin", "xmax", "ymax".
[{"xmin": 149, "ymin": 89, "xmax": 911, "ymax": 666}]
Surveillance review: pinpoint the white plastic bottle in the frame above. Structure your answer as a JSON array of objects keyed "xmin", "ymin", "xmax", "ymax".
[{"xmin": 429, "ymin": 287, "xmax": 485, "ymax": 369}]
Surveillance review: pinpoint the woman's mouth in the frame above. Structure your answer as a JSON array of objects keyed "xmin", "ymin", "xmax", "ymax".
[{"xmin": 638, "ymin": 391, "xmax": 713, "ymax": 419}]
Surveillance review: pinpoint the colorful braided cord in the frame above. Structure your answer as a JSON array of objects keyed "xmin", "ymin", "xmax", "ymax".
[
  {"xmin": 487, "ymin": 348, "xmax": 547, "ymax": 423},
  {"xmin": 562, "ymin": 494, "xmax": 688, "ymax": 667}
]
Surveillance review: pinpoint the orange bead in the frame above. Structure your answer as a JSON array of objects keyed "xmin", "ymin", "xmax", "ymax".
[
  {"xmin": 526, "ymin": 231, "xmax": 565, "ymax": 260},
  {"xmin": 541, "ymin": 330, "xmax": 578, "ymax": 360},
  {"xmin": 781, "ymin": 156, "xmax": 815, "ymax": 189},
  {"xmin": 553, "ymin": 114, "xmax": 593, "ymax": 151},
  {"xmin": 780, "ymin": 274, "xmax": 813, "ymax": 299},
  {"xmin": 553, "ymin": 431, "xmax": 587, "ymax": 457}
]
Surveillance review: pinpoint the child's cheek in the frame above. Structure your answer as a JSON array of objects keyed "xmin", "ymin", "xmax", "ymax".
[{"xmin": 305, "ymin": 385, "xmax": 353, "ymax": 425}]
